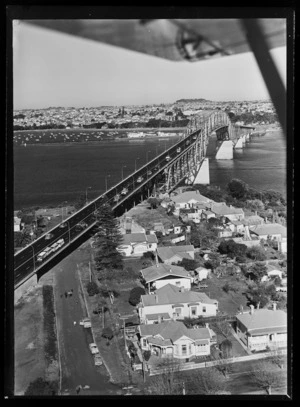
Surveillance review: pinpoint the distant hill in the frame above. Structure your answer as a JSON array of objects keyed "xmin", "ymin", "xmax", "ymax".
[{"xmin": 175, "ymin": 98, "xmax": 210, "ymax": 103}]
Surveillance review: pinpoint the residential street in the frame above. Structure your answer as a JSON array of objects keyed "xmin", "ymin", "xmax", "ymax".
[{"xmin": 52, "ymin": 247, "xmax": 121, "ymax": 395}]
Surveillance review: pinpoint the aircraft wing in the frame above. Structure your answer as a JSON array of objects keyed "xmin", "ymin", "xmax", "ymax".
[{"xmin": 25, "ymin": 19, "xmax": 286, "ymax": 62}]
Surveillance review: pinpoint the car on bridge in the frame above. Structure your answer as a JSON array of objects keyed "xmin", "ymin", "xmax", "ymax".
[
  {"xmin": 37, "ymin": 251, "xmax": 48, "ymax": 262},
  {"xmin": 121, "ymin": 187, "xmax": 128, "ymax": 195},
  {"xmin": 76, "ymin": 221, "xmax": 88, "ymax": 230},
  {"xmin": 59, "ymin": 222, "xmax": 68, "ymax": 228},
  {"xmin": 165, "ymin": 155, "xmax": 171, "ymax": 161},
  {"xmin": 57, "ymin": 238, "xmax": 65, "ymax": 247},
  {"xmin": 136, "ymin": 176, "xmax": 143, "ymax": 183},
  {"xmin": 176, "ymin": 147, "xmax": 181, "ymax": 153},
  {"xmin": 114, "ymin": 194, "xmax": 120, "ymax": 202},
  {"xmin": 147, "ymin": 170, "xmax": 152, "ymax": 176},
  {"xmin": 45, "ymin": 233, "xmax": 54, "ymax": 240},
  {"xmin": 50, "ymin": 242, "xmax": 60, "ymax": 251}
]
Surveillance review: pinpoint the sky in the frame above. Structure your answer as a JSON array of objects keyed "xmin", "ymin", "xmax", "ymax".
[{"xmin": 13, "ymin": 21, "xmax": 286, "ymax": 110}]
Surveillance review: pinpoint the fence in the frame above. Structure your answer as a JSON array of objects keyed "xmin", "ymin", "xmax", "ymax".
[{"xmin": 149, "ymin": 348, "xmax": 287, "ymax": 376}]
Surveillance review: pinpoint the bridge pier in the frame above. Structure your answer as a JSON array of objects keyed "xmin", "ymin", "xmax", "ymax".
[
  {"xmin": 215, "ymin": 140, "xmax": 233, "ymax": 159},
  {"xmin": 193, "ymin": 158, "xmax": 210, "ymax": 185},
  {"xmin": 14, "ymin": 273, "xmax": 38, "ymax": 305},
  {"xmin": 234, "ymin": 136, "xmax": 244, "ymax": 149}
]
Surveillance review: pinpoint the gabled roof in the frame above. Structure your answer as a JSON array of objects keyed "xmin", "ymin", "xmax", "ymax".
[
  {"xmin": 171, "ymin": 191, "xmax": 211, "ymax": 204},
  {"xmin": 121, "ymin": 233, "xmax": 158, "ymax": 245},
  {"xmin": 139, "ymin": 320, "xmax": 211, "ymax": 343},
  {"xmin": 242, "ymin": 215, "xmax": 264, "ymax": 226},
  {"xmin": 141, "ymin": 264, "xmax": 191, "ymax": 284},
  {"xmin": 250, "ymin": 223, "xmax": 287, "ymax": 238},
  {"xmin": 236, "ymin": 309, "xmax": 287, "ymax": 334},
  {"xmin": 141, "ymin": 284, "xmax": 217, "ymax": 306},
  {"xmin": 211, "ymin": 203, "xmax": 244, "ymax": 216},
  {"xmin": 157, "ymin": 245, "xmax": 195, "ymax": 262}
]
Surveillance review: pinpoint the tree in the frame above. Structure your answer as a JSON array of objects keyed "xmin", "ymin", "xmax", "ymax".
[
  {"xmin": 245, "ymin": 199, "xmax": 265, "ymax": 212},
  {"xmin": 147, "ymin": 197, "xmax": 160, "ymax": 209},
  {"xmin": 24, "ymin": 377, "xmax": 57, "ymax": 396},
  {"xmin": 250, "ymin": 361, "xmax": 282, "ymax": 395},
  {"xmin": 86, "ymin": 281, "xmax": 99, "ymax": 296},
  {"xmin": 143, "ymin": 350, "xmax": 151, "ymax": 362},
  {"xmin": 246, "ymin": 246, "xmax": 267, "ymax": 261},
  {"xmin": 177, "ymin": 258, "xmax": 199, "ymax": 271},
  {"xmin": 102, "ymin": 327, "xmax": 114, "ymax": 345},
  {"xmin": 182, "ymin": 367, "xmax": 227, "ymax": 395},
  {"xmin": 246, "ymin": 262, "xmax": 268, "ymax": 281},
  {"xmin": 129, "ymin": 286, "xmax": 145, "ymax": 306},
  {"xmin": 94, "ymin": 201, "xmax": 124, "ymax": 277},
  {"xmin": 204, "ymin": 252, "xmax": 222, "ymax": 271},
  {"xmin": 220, "ymin": 339, "xmax": 233, "ymax": 359},
  {"xmin": 148, "ymin": 358, "xmax": 183, "ymax": 395},
  {"xmin": 245, "ymin": 283, "xmax": 270, "ymax": 308},
  {"xmin": 227, "ymin": 179, "xmax": 249, "ymax": 200},
  {"xmin": 218, "ymin": 239, "xmax": 247, "ymax": 260}
]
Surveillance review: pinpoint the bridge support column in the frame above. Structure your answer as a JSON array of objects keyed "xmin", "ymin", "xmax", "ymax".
[
  {"xmin": 14, "ymin": 273, "xmax": 38, "ymax": 305},
  {"xmin": 234, "ymin": 136, "xmax": 244, "ymax": 149},
  {"xmin": 215, "ymin": 140, "xmax": 233, "ymax": 160},
  {"xmin": 193, "ymin": 158, "xmax": 210, "ymax": 185}
]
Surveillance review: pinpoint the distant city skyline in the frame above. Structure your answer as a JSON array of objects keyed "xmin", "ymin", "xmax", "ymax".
[{"xmin": 13, "ymin": 21, "xmax": 286, "ymax": 110}]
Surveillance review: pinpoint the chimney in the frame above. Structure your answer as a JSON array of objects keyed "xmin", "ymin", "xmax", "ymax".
[
  {"xmin": 257, "ymin": 302, "xmax": 260, "ymax": 310},
  {"xmin": 273, "ymin": 303, "xmax": 277, "ymax": 311},
  {"xmin": 158, "ymin": 316, "xmax": 162, "ymax": 324},
  {"xmin": 155, "ymin": 295, "xmax": 158, "ymax": 304},
  {"xmin": 155, "ymin": 252, "xmax": 159, "ymax": 268},
  {"xmin": 249, "ymin": 304, "xmax": 254, "ymax": 315}
]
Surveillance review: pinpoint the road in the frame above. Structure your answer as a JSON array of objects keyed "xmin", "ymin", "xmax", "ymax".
[{"xmin": 52, "ymin": 247, "xmax": 121, "ymax": 396}]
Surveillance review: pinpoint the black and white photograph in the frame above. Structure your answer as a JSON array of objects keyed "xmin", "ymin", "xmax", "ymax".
[{"xmin": 7, "ymin": 6, "xmax": 293, "ymax": 398}]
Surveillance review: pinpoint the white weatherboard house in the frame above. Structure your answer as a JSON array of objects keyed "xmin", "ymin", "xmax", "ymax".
[
  {"xmin": 139, "ymin": 320, "xmax": 212, "ymax": 360},
  {"xmin": 250, "ymin": 223, "xmax": 287, "ymax": 253},
  {"xmin": 117, "ymin": 233, "xmax": 158, "ymax": 257},
  {"xmin": 141, "ymin": 264, "xmax": 193, "ymax": 293},
  {"xmin": 157, "ymin": 245, "xmax": 195, "ymax": 265},
  {"xmin": 138, "ymin": 284, "xmax": 218, "ymax": 325},
  {"xmin": 236, "ymin": 304, "xmax": 287, "ymax": 351},
  {"xmin": 170, "ymin": 191, "xmax": 212, "ymax": 215},
  {"xmin": 209, "ymin": 202, "xmax": 245, "ymax": 221},
  {"xmin": 194, "ymin": 267, "xmax": 211, "ymax": 282},
  {"xmin": 261, "ymin": 264, "xmax": 283, "ymax": 282}
]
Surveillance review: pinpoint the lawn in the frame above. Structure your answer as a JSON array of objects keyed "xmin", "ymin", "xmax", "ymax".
[
  {"xmin": 193, "ymin": 274, "xmax": 249, "ymax": 315},
  {"xmin": 126, "ymin": 204, "xmax": 178, "ymax": 231}
]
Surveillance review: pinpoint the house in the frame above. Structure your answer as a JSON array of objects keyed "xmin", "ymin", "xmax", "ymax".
[
  {"xmin": 261, "ymin": 265, "xmax": 283, "ymax": 282},
  {"xmin": 117, "ymin": 233, "xmax": 158, "ymax": 257},
  {"xmin": 14, "ymin": 216, "xmax": 22, "ymax": 232},
  {"xmin": 236, "ymin": 304, "xmax": 287, "ymax": 351},
  {"xmin": 194, "ymin": 267, "xmax": 211, "ymax": 282},
  {"xmin": 210, "ymin": 202, "xmax": 244, "ymax": 221},
  {"xmin": 170, "ymin": 191, "xmax": 212, "ymax": 212},
  {"xmin": 227, "ymin": 220, "xmax": 245, "ymax": 234},
  {"xmin": 153, "ymin": 222, "xmax": 166, "ymax": 236},
  {"xmin": 138, "ymin": 284, "xmax": 218, "ymax": 325},
  {"xmin": 249, "ymin": 223, "xmax": 287, "ymax": 241},
  {"xmin": 139, "ymin": 320, "xmax": 213, "ymax": 361},
  {"xmin": 242, "ymin": 215, "xmax": 264, "ymax": 227},
  {"xmin": 140, "ymin": 264, "xmax": 193, "ymax": 292},
  {"xmin": 201, "ymin": 210, "xmax": 216, "ymax": 221},
  {"xmin": 157, "ymin": 245, "xmax": 195, "ymax": 265}
]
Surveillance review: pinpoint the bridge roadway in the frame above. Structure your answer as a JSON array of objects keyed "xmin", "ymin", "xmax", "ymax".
[{"xmin": 14, "ymin": 127, "xmax": 206, "ymax": 288}]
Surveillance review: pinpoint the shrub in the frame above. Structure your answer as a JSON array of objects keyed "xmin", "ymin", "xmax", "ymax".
[
  {"xmin": 129, "ymin": 286, "xmax": 146, "ymax": 306},
  {"xmin": 86, "ymin": 281, "xmax": 99, "ymax": 296},
  {"xmin": 222, "ymin": 283, "xmax": 230, "ymax": 293},
  {"xmin": 142, "ymin": 251, "xmax": 155, "ymax": 260},
  {"xmin": 143, "ymin": 350, "xmax": 151, "ymax": 361},
  {"xmin": 25, "ymin": 378, "xmax": 57, "ymax": 396},
  {"xmin": 102, "ymin": 327, "xmax": 114, "ymax": 344}
]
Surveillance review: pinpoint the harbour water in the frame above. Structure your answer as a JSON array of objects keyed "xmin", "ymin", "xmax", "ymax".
[{"xmin": 13, "ymin": 129, "xmax": 286, "ymax": 210}]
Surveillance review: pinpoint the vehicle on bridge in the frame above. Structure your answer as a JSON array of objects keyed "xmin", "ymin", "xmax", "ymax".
[
  {"xmin": 50, "ymin": 242, "xmax": 60, "ymax": 252},
  {"xmin": 147, "ymin": 170, "xmax": 152, "ymax": 176},
  {"xmin": 176, "ymin": 147, "xmax": 181, "ymax": 153},
  {"xmin": 37, "ymin": 251, "xmax": 48, "ymax": 262},
  {"xmin": 57, "ymin": 238, "xmax": 65, "ymax": 247},
  {"xmin": 165, "ymin": 155, "xmax": 171, "ymax": 161},
  {"xmin": 114, "ymin": 194, "xmax": 120, "ymax": 202},
  {"xmin": 121, "ymin": 188, "xmax": 128, "ymax": 195},
  {"xmin": 45, "ymin": 233, "xmax": 54, "ymax": 240},
  {"xmin": 59, "ymin": 222, "xmax": 68, "ymax": 228},
  {"xmin": 76, "ymin": 221, "xmax": 88, "ymax": 230},
  {"xmin": 136, "ymin": 176, "xmax": 143, "ymax": 183}
]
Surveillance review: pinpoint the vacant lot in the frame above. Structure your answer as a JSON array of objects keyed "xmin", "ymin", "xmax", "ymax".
[{"xmin": 126, "ymin": 204, "xmax": 178, "ymax": 231}]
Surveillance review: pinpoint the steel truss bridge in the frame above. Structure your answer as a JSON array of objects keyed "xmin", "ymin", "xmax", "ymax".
[{"xmin": 14, "ymin": 110, "xmax": 233, "ymax": 289}]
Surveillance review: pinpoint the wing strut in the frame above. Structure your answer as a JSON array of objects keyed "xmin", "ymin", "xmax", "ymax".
[{"xmin": 241, "ymin": 19, "xmax": 286, "ymax": 138}]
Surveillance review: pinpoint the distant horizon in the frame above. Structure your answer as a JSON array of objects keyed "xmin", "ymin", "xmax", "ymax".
[
  {"xmin": 13, "ymin": 21, "xmax": 286, "ymax": 111},
  {"xmin": 14, "ymin": 97, "xmax": 273, "ymax": 111}
]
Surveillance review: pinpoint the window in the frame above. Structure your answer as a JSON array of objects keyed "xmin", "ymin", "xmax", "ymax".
[
  {"xmin": 202, "ymin": 306, "xmax": 206, "ymax": 313},
  {"xmin": 191, "ymin": 306, "xmax": 197, "ymax": 316},
  {"xmin": 142, "ymin": 338, "xmax": 147, "ymax": 347},
  {"xmin": 175, "ymin": 308, "xmax": 182, "ymax": 315},
  {"xmin": 182, "ymin": 345, "xmax": 187, "ymax": 355},
  {"xmin": 176, "ymin": 281, "xmax": 181, "ymax": 286}
]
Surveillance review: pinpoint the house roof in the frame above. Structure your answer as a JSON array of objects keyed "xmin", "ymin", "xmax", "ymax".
[
  {"xmin": 139, "ymin": 320, "xmax": 211, "ymax": 343},
  {"xmin": 250, "ymin": 223, "xmax": 287, "ymax": 238},
  {"xmin": 141, "ymin": 284, "xmax": 217, "ymax": 307},
  {"xmin": 157, "ymin": 245, "xmax": 195, "ymax": 262},
  {"xmin": 211, "ymin": 203, "xmax": 244, "ymax": 216},
  {"xmin": 121, "ymin": 233, "xmax": 158, "ymax": 245},
  {"xmin": 145, "ymin": 313, "xmax": 171, "ymax": 321},
  {"xmin": 236, "ymin": 309, "xmax": 287, "ymax": 333},
  {"xmin": 242, "ymin": 215, "xmax": 264, "ymax": 226},
  {"xmin": 141, "ymin": 264, "xmax": 191, "ymax": 284},
  {"xmin": 266, "ymin": 264, "xmax": 281, "ymax": 273},
  {"xmin": 171, "ymin": 191, "xmax": 211, "ymax": 204}
]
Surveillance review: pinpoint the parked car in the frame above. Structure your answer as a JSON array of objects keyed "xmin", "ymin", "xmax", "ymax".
[
  {"xmin": 94, "ymin": 354, "xmax": 103, "ymax": 366},
  {"xmin": 79, "ymin": 318, "xmax": 91, "ymax": 328},
  {"xmin": 89, "ymin": 343, "xmax": 99, "ymax": 354}
]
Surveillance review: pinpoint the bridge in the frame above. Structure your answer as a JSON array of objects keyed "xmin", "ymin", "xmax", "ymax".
[{"xmin": 14, "ymin": 111, "xmax": 247, "ymax": 296}]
